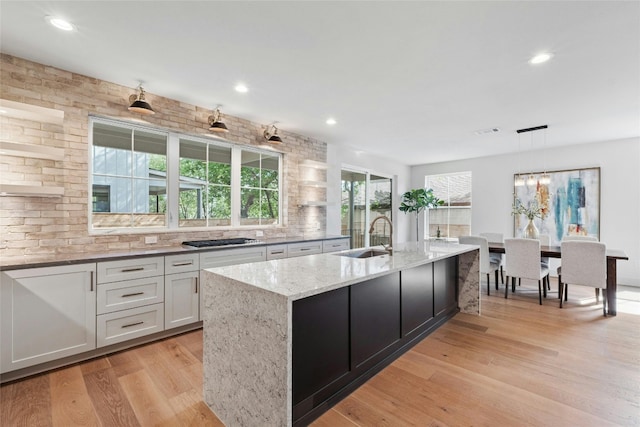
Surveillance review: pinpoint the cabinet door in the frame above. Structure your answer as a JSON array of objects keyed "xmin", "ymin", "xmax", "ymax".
[
  {"xmin": 292, "ymin": 287, "xmax": 350, "ymax": 407},
  {"xmin": 351, "ymin": 272, "xmax": 401, "ymax": 370},
  {"xmin": 322, "ymin": 239, "xmax": 349, "ymax": 253},
  {"xmin": 287, "ymin": 241, "xmax": 323, "ymax": 257},
  {"xmin": 401, "ymin": 263, "xmax": 434, "ymax": 336},
  {"xmin": 200, "ymin": 247, "xmax": 267, "ymax": 269},
  {"xmin": 165, "ymin": 271, "xmax": 199, "ymax": 329},
  {"xmin": 434, "ymin": 257, "xmax": 458, "ymax": 317},
  {"xmin": 1, "ymin": 264, "xmax": 96, "ymax": 373},
  {"xmin": 266, "ymin": 244, "xmax": 288, "ymax": 260}
]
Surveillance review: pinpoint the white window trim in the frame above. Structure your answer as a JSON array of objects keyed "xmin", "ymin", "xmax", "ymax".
[{"xmin": 88, "ymin": 116, "xmax": 283, "ymax": 234}]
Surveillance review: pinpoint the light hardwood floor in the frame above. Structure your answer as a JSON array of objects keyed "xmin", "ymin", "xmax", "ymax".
[{"xmin": 2, "ymin": 280, "xmax": 639, "ymax": 426}]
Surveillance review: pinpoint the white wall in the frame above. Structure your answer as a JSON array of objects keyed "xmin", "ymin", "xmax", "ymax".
[
  {"xmin": 326, "ymin": 144, "xmax": 412, "ymax": 244},
  {"xmin": 411, "ymin": 137, "xmax": 640, "ymax": 286}
]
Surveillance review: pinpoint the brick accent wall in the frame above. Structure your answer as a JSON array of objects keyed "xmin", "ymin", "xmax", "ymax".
[{"xmin": 0, "ymin": 54, "xmax": 327, "ymax": 259}]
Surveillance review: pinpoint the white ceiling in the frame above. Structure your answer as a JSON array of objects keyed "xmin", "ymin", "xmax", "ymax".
[{"xmin": 1, "ymin": 1, "xmax": 639, "ymax": 166}]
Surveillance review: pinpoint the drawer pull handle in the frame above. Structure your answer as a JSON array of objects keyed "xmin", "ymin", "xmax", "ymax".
[
  {"xmin": 121, "ymin": 267, "xmax": 144, "ymax": 273},
  {"xmin": 300, "ymin": 248, "xmax": 311, "ymax": 251},
  {"xmin": 332, "ymin": 244, "xmax": 342, "ymax": 247},
  {"xmin": 172, "ymin": 261, "xmax": 193, "ymax": 266},
  {"xmin": 271, "ymin": 250, "xmax": 284, "ymax": 254},
  {"xmin": 121, "ymin": 292, "xmax": 144, "ymax": 298},
  {"xmin": 90, "ymin": 271, "xmax": 94, "ymax": 292},
  {"xmin": 195, "ymin": 277, "xmax": 199, "ymax": 294},
  {"xmin": 122, "ymin": 321, "xmax": 144, "ymax": 329}
]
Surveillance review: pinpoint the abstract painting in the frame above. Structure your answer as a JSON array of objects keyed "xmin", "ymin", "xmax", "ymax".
[{"xmin": 513, "ymin": 167, "xmax": 600, "ymax": 245}]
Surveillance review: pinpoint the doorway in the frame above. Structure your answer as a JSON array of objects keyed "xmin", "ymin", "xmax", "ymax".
[{"xmin": 341, "ymin": 169, "xmax": 392, "ymax": 249}]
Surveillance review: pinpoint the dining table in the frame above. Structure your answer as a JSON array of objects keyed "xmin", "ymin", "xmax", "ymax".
[{"xmin": 488, "ymin": 242, "xmax": 629, "ymax": 316}]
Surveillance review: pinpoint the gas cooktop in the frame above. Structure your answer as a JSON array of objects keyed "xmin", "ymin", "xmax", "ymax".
[{"xmin": 182, "ymin": 238, "xmax": 260, "ymax": 248}]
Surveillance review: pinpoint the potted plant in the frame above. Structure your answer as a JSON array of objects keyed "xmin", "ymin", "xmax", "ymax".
[{"xmin": 399, "ymin": 188, "xmax": 444, "ymax": 241}]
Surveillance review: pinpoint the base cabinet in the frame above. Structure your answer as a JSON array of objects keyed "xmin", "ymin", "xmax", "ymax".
[
  {"xmin": 351, "ymin": 273, "xmax": 401, "ymax": 370},
  {"xmin": 165, "ymin": 271, "xmax": 199, "ymax": 329},
  {"xmin": 292, "ymin": 258, "xmax": 459, "ymax": 426},
  {"xmin": 401, "ymin": 263, "xmax": 434, "ymax": 336},
  {"xmin": 292, "ymin": 287, "xmax": 350, "ymax": 408},
  {"xmin": 0, "ymin": 264, "xmax": 97, "ymax": 373},
  {"xmin": 434, "ymin": 256, "xmax": 457, "ymax": 317}
]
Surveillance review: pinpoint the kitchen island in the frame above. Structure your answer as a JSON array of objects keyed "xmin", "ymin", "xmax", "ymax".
[{"xmin": 201, "ymin": 241, "xmax": 480, "ymax": 426}]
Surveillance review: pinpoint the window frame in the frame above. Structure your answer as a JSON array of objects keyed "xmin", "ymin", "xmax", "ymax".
[
  {"xmin": 424, "ymin": 171, "xmax": 472, "ymax": 239},
  {"xmin": 88, "ymin": 116, "xmax": 283, "ymax": 234}
]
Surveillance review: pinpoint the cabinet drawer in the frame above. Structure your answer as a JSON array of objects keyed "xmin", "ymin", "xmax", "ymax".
[
  {"xmin": 200, "ymin": 246, "xmax": 267, "ymax": 269},
  {"xmin": 267, "ymin": 244, "xmax": 288, "ymax": 260},
  {"xmin": 97, "ymin": 303, "xmax": 164, "ymax": 347},
  {"xmin": 165, "ymin": 253, "xmax": 199, "ymax": 274},
  {"xmin": 97, "ymin": 257, "xmax": 164, "ymax": 284},
  {"xmin": 322, "ymin": 239, "xmax": 350, "ymax": 253},
  {"xmin": 97, "ymin": 276, "xmax": 164, "ymax": 315},
  {"xmin": 288, "ymin": 241, "xmax": 323, "ymax": 258}
]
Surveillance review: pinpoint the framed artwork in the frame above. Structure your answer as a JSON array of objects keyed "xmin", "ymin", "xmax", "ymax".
[{"xmin": 513, "ymin": 167, "xmax": 600, "ymax": 245}]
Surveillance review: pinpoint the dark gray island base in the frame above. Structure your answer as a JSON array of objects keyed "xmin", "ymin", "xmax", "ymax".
[{"xmin": 202, "ymin": 242, "xmax": 480, "ymax": 426}]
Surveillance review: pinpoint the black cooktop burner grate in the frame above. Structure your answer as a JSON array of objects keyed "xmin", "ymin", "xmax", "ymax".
[{"xmin": 182, "ymin": 238, "xmax": 259, "ymax": 248}]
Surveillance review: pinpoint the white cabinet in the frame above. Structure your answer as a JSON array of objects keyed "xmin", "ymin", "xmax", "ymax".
[
  {"xmin": 266, "ymin": 244, "xmax": 288, "ymax": 260},
  {"xmin": 287, "ymin": 241, "xmax": 323, "ymax": 257},
  {"xmin": 96, "ymin": 303, "xmax": 164, "ymax": 347},
  {"xmin": 97, "ymin": 256, "xmax": 164, "ymax": 283},
  {"xmin": 165, "ymin": 253, "xmax": 200, "ymax": 329},
  {"xmin": 96, "ymin": 257, "xmax": 165, "ymax": 347},
  {"xmin": 0, "ymin": 264, "xmax": 96, "ymax": 373},
  {"xmin": 200, "ymin": 246, "xmax": 267, "ymax": 269},
  {"xmin": 322, "ymin": 238, "xmax": 350, "ymax": 253}
]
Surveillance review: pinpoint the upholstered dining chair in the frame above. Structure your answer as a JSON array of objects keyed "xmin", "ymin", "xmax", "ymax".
[
  {"xmin": 480, "ymin": 232, "xmax": 504, "ymax": 285},
  {"xmin": 504, "ymin": 238, "xmax": 549, "ymax": 305},
  {"xmin": 459, "ymin": 236, "xmax": 501, "ymax": 295},
  {"xmin": 557, "ymin": 235, "xmax": 599, "ymax": 302},
  {"xmin": 539, "ymin": 234, "xmax": 551, "ymax": 290},
  {"xmin": 558, "ymin": 240, "xmax": 607, "ymax": 316}
]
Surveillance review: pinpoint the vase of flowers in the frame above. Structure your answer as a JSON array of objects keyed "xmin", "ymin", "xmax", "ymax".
[{"xmin": 512, "ymin": 197, "xmax": 546, "ymax": 239}]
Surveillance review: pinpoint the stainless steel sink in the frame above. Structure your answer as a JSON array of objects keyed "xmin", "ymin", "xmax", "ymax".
[{"xmin": 335, "ymin": 249, "xmax": 390, "ymax": 259}]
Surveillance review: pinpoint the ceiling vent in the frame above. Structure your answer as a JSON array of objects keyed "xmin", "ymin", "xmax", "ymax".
[{"xmin": 474, "ymin": 127, "xmax": 500, "ymax": 135}]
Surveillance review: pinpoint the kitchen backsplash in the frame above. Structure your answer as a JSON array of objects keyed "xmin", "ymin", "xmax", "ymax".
[{"xmin": 0, "ymin": 54, "xmax": 327, "ymax": 257}]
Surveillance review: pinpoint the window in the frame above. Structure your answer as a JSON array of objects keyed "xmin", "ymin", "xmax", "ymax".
[
  {"xmin": 178, "ymin": 138, "xmax": 232, "ymax": 227},
  {"xmin": 240, "ymin": 150, "xmax": 280, "ymax": 226},
  {"xmin": 92, "ymin": 122, "xmax": 167, "ymax": 228},
  {"xmin": 89, "ymin": 118, "xmax": 281, "ymax": 231},
  {"xmin": 425, "ymin": 172, "xmax": 471, "ymax": 238}
]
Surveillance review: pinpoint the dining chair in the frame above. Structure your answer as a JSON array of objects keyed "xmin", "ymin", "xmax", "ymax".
[
  {"xmin": 459, "ymin": 235, "xmax": 501, "ymax": 295},
  {"xmin": 557, "ymin": 235, "xmax": 599, "ymax": 301},
  {"xmin": 504, "ymin": 238, "xmax": 549, "ymax": 304},
  {"xmin": 480, "ymin": 232, "xmax": 504, "ymax": 285},
  {"xmin": 539, "ymin": 234, "xmax": 551, "ymax": 291},
  {"xmin": 558, "ymin": 240, "xmax": 607, "ymax": 316}
]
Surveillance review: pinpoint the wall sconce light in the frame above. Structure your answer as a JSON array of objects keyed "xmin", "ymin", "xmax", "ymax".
[
  {"xmin": 263, "ymin": 124, "xmax": 283, "ymax": 144},
  {"xmin": 208, "ymin": 108, "xmax": 229, "ymax": 133},
  {"xmin": 128, "ymin": 85, "xmax": 155, "ymax": 115}
]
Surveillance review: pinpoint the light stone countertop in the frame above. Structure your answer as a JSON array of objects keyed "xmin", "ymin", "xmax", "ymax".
[
  {"xmin": 0, "ymin": 234, "xmax": 348, "ymax": 270},
  {"xmin": 205, "ymin": 240, "xmax": 478, "ymax": 301}
]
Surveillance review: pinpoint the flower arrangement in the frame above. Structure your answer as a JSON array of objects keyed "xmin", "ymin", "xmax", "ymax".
[{"xmin": 512, "ymin": 197, "xmax": 547, "ymax": 220}]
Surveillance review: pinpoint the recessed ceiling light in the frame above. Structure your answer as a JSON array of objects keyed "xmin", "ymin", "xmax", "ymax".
[
  {"xmin": 326, "ymin": 118, "xmax": 337, "ymax": 125},
  {"xmin": 0, "ymin": 109, "xmax": 7, "ymax": 114},
  {"xmin": 529, "ymin": 52, "xmax": 553, "ymax": 65},
  {"xmin": 234, "ymin": 84, "xmax": 248, "ymax": 93},
  {"xmin": 45, "ymin": 16, "xmax": 76, "ymax": 31}
]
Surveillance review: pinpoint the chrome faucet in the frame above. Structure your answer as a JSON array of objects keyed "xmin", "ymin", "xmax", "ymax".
[{"xmin": 369, "ymin": 216, "xmax": 393, "ymax": 255}]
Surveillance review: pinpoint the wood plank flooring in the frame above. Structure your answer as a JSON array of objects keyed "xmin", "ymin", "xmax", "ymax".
[{"xmin": 1, "ymin": 280, "xmax": 639, "ymax": 426}]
